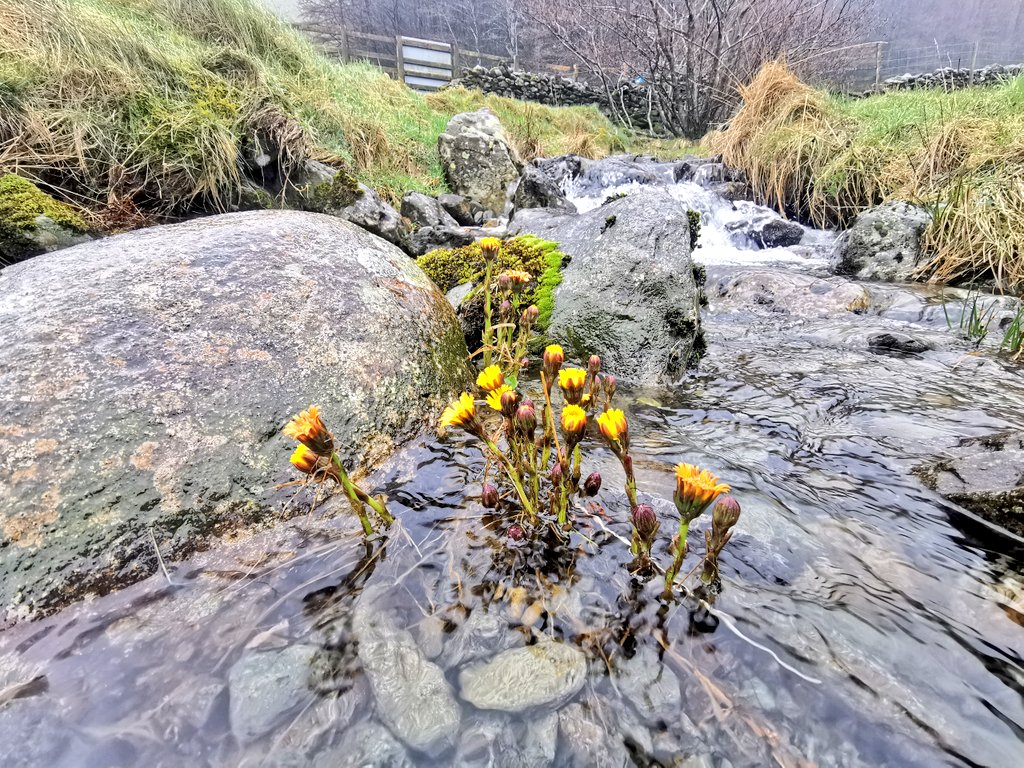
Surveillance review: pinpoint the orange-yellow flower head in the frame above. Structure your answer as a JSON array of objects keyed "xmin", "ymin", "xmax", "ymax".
[
  {"xmin": 478, "ymin": 237, "xmax": 501, "ymax": 261},
  {"xmin": 560, "ymin": 404, "xmax": 587, "ymax": 440},
  {"xmin": 597, "ymin": 408, "xmax": 628, "ymax": 448},
  {"xmin": 290, "ymin": 444, "xmax": 320, "ymax": 475},
  {"xmin": 440, "ymin": 392, "xmax": 479, "ymax": 432},
  {"xmin": 284, "ymin": 405, "xmax": 334, "ymax": 456},
  {"xmin": 674, "ymin": 463, "xmax": 730, "ymax": 523},
  {"xmin": 485, "ymin": 384, "xmax": 514, "ymax": 413},
  {"xmin": 558, "ymin": 367, "xmax": 587, "ymax": 405},
  {"xmin": 476, "ymin": 364, "xmax": 505, "ymax": 392},
  {"xmin": 543, "ymin": 344, "xmax": 564, "ymax": 377},
  {"xmin": 503, "ymin": 269, "xmax": 532, "ymax": 289}
]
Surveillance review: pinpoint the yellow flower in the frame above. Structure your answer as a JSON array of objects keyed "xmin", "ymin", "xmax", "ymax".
[
  {"xmin": 502, "ymin": 269, "xmax": 532, "ymax": 284},
  {"xmin": 486, "ymin": 384, "xmax": 514, "ymax": 412},
  {"xmin": 476, "ymin": 364, "xmax": 505, "ymax": 392},
  {"xmin": 558, "ymin": 367, "xmax": 587, "ymax": 405},
  {"xmin": 284, "ymin": 405, "xmax": 334, "ymax": 455},
  {"xmin": 674, "ymin": 463, "xmax": 730, "ymax": 522},
  {"xmin": 543, "ymin": 344, "xmax": 564, "ymax": 376},
  {"xmin": 478, "ymin": 237, "xmax": 502, "ymax": 260},
  {"xmin": 290, "ymin": 444, "xmax": 320, "ymax": 474},
  {"xmin": 560, "ymin": 404, "xmax": 587, "ymax": 438},
  {"xmin": 597, "ymin": 408, "xmax": 628, "ymax": 445},
  {"xmin": 440, "ymin": 392, "xmax": 478, "ymax": 431}
]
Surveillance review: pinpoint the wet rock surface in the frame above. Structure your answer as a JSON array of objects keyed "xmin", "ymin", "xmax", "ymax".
[
  {"xmin": 832, "ymin": 201, "xmax": 931, "ymax": 282},
  {"xmin": 513, "ymin": 164, "xmax": 576, "ymax": 213},
  {"xmin": 0, "ymin": 210, "xmax": 470, "ymax": 618},
  {"xmin": 916, "ymin": 432, "xmax": 1024, "ymax": 537},
  {"xmin": 457, "ymin": 638, "xmax": 587, "ymax": 712},
  {"xmin": 438, "ymin": 109, "xmax": 522, "ymax": 216},
  {"xmin": 710, "ymin": 268, "xmax": 870, "ymax": 316},
  {"xmin": 868, "ymin": 332, "xmax": 931, "ymax": 355},
  {"xmin": 228, "ymin": 644, "xmax": 317, "ymax": 743},
  {"xmin": 510, "ymin": 186, "xmax": 705, "ymax": 381}
]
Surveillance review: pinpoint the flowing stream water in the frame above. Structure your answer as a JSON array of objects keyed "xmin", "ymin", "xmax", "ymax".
[{"xmin": 1, "ymin": 178, "xmax": 1022, "ymax": 767}]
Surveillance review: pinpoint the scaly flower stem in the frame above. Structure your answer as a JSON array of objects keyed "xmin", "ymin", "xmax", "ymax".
[
  {"xmin": 664, "ymin": 521, "xmax": 690, "ymax": 593},
  {"xmin": 482, "ymin": 262, "xmax": 494, "ymax": 367},
  {"xmin": 482, "ymin": 436, "xmax": 534, "ymax": 516},
  {"xmin": 330, "ymin": 453, "xmax": 393, "ymax": 529}
]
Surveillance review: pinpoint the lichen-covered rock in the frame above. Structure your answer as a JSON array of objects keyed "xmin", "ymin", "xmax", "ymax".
[
  {"xmin": 512, "ymin": 165, "xmax": 576, "ymax": 213},
  {"xmin": 0, "ymin": 210, "xmax": 470, "ymax": 620},
  {"xmin": 832, "ymin": 201, "xmax": 932, "ymax": 282},
  {"xmin": 438, "ymin": 109, "xmax": 522, "ymax": 216},
  {"xmin": 401, "ymin": 191, "xmax": 459, "ymax": 229},
  {"xmin": 509, "ymin": 187, "xmax": 705, "ymax": 380},
  {"xmin": 437, "ymin": 193, "xmax": 487, "ymax": 226},
  {"xmin": 0, "ymin": 174, "xmax": 92, "ymax": 265},
  {"xmin": 457, "ymin": 638, "xmax": 587, "ymax": 712}
]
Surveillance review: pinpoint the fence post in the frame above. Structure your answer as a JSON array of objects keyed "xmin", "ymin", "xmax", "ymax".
[
  {"xmin": 451, "ymin": 41, "xmax": 460, "ymax": 79},
  {"xmin": 969, "ymin": 40, "xmax": 980, "ymax": 83},
  {"xmin": 396, "ymin": 36, "xmax": 405, "ymax": 85},
  {"xmin": 339, "ymin": 27, "xmax": 349, "ymax": 64},
  {"xmin": 874, "ymin": 41, "xmax": 884, "ymax": 89}
]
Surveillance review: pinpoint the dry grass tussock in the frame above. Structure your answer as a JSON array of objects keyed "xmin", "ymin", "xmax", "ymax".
[
  {"xmin": 709, "ymin": 61, "xmax": 1024, "ymax": 292},
  {"xmin": 0, "ymin": 0, "xmax": 631, "ymax": 223}
]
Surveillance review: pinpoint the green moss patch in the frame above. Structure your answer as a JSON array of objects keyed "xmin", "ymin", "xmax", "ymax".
[
  {"xmin": 417, "ymin": 234, "xmax": 566, "ymax": 332},
  {"xmin": 0, "ymin": 174, "xmax": 88, "ymax": 245}
]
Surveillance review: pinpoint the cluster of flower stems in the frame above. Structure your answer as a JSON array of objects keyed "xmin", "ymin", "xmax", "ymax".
[{"xmin": 440, "ymin": 238, "xmax": 744, "ymax": 595}]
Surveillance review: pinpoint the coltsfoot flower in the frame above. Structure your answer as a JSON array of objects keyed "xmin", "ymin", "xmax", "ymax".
[
  {"xmin": 597, "ymin": 408, "xmax": 628, "ymax": 448},
  {"xmin": 543, "ymin": 344, "xmax": 564, "ymax": 377},
  {"xmin": 486, "ymin": 384, "xmax": 515, "ymax": 412},
  {"xmin": 560, "ymin": 404, "xmax": 587, "ymax": 439},
  {"xmin": 674, "ymin": 463, "xmax": 730, "ymax": 522},
  {"xmin": 284, "ymin": 405, "xmax": 334, "ymax": 456},
  {"xmin": 503, "ymin": 269, "xmax": 532, "ymax": 287},
  {"xmin": 558, "ymin": 367, "xmax": 587, "ymax": 404},
  {"xmin": 441, "ymin": 392, "xmax": 479, "ymax": 431},
  {"xmin": 289, "ymin": 444, "xmax": 320, "ymax": 474},
  {"xmin": 478, "ymin": 237, "xmax": 501, "ymax": 260},
  {"xmin": 477, "ymin": 365, "xmax": 505, "ymax": 392}
]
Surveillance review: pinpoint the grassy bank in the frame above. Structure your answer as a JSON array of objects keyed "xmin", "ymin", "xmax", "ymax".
[
  {"xmin": 709, "ymin": 62, "xmax": 1024, "ymax": 291},
  {"xmin": 0, "ymin": 0, "xmax": 635, "ymax": 225}
]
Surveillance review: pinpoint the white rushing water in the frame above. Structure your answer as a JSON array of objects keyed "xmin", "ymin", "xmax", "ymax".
[{"xmin": 565, "ymin": 179, "xmax": 835, "ymax": 269}]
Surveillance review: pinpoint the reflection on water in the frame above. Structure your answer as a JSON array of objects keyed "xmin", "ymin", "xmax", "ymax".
[{"xmin": 2, "ymin": 201, "xmax": 1024, "ymax": 766}]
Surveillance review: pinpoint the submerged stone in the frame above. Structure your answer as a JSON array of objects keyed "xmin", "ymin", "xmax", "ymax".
[
  {"xmin": 0, "ymin": 210, "xmax": 470, "ymax": 619},
  {"xmin": 457, "ymin": 638, "xmax": 587, "ymax": 712},
  {"xmin": 227, "ymin": 644, "xmax": 317, "ymax": 743}
]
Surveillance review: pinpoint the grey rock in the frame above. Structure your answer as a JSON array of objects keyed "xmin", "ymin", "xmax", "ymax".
[
  {"xmin": 711, "ymin": 269, "xmax": 870, "ymax": 317},
  {"xmin": 833, "ymin": 201, "xmax": 932, "ymax": 282},
  {"xmin": 0, "ymin": 210, "xmax": 470, "ymax": 618},
  {"xmin": 12, "ymin": 214, "xmax": 93, "ymax": 261},
  {"xmin": 707, "ymin": 181, "xmax": 753, "ymax": 202},
  {"xmin": 406, "ymin": 224, "xmax": 478, "ymax": 256},
  {"xmin": 673, "ymin": 154, "xmax": 719, "ymax": 182},
  {"xmin": 401, "ymin": 191, "xmax": 459, "ymax": 229},
  {"xmin": 320, "ymin": 720, "xmax": 413, "ymax": 768},
  {"xmin": 438, "ymin": 193, "xmax": 486, "ymax": 226},
  {"xmin": 726, "ymin": 212, "xmax": 803, "ymax": 249},
  {"xmin": 570, "ymin": 155, "xmax": 660, "ymax": 196},
  {"xmin": 513, "ymin": 165, "xmax": 576, "ymax": 213},
  {"xmin": 534, "ymin": 154, "xmax": 586, "ymax": 188},
  {"xmin": 438, "ymin": 109, "xmax": 522, "ymax": 215},
  {"xmin": 457, "ymin": 638, "xmax": 586, "ymax": 712},
  {"xmin": 557, "ymin": 702, "xmax": 630, "ymax": 768},
  {"xmin": 510, "ymin": 187, "xmax": 705, "ymax": 381},
  {"xmin": 615, "ymin": 644, "xmax": 682, "ymax": 722},
  {"xmin": 353, "ymin": 594, "xmax": 461, "ymax": 754},
  {"xmin": 335, "ymin": 182, "xmax": 409, "ymax": 248},
  {"xmin": 867, "ymin": 332, "xmax": 930, "ymax": 355},
  {"xmin": 445, "ymin": 281, "xmax": 475, "ymax": 311},
  {"xmin": 228, "ymin": 644, "xmax": 316, "ymax": 743},
  {"xmin": 439, "ymin": 606, "xmax": 520, "ymax": 669},
  {"xmin": 915, "ymin": 432, "xmax": 1024, "ymax": 537},
  {"xmin": 455, "ymin": 711, "xmax": 558, "ymax": 768}
]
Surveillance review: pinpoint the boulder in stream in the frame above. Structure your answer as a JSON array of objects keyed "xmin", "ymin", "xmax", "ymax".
[
  {"xmin": 0, "ymin": 210, "xmax": 470, "ymax": 619},
  {"xmin": 457, "ymin": 638, "xmax": 587, "ymax": 712},
  {"xmin": 509, "ymin": 187, "xmax": 706, "ymax": 381},
  {"xmin": 438, "ymin": 109, "xmax": 522, "ymax": 216},
  {"xmin": 832, "ymin": 201, "xmax": 932, "ymax": 282}
]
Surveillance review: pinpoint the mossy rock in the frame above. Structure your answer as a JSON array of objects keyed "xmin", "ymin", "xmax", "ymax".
[
  {"xmin": 306, "ymin": 168, "xmax": 364, "ymax": 212},
  {"xmin": 417, "ymin": 235, "xmax": 565, "ymax": 332},
  {"xmin": 0, "ymin": 174, "xmax": 91, "ymax": 264}
]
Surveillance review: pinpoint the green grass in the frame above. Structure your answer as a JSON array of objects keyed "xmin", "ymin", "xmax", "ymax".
[
  {"xmin": 0, "ymin": 0, "xmax": 639, "ymax": 222},
  {"xmin": 710, "ymin": 62, "xmax": 1024, "ymax": 291}
]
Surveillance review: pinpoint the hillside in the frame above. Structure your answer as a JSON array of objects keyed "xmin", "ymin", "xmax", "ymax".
[{"xmin": 0, "ymin": 0, "xmax": 635, "ymax": 226}]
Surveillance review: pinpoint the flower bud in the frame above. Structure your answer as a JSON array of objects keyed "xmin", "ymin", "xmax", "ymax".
[
  {"xmin": 632, "ymin": 503, "xmax": 659, "ymax": 542},
  {"xmin": 603, "ymin": 374, "xmax": 617, "ymax": 402},
  {"xmin": 583, "ymin": 471, "xmax": 602, "ymax": 496},
  {"xmin": 481, "ymin": 483, "xmax": 500, "ymax": 508},
  {"xmin": 550, "ymin": 462, "xmax": 563, "ymax": 485},
  {"xmin": 497, "ymin": 274, "xmax": 512, "ymax": 293},
  {"xmin": 515, "ymin": 399, "xmax": 537, "ymax": 438},
  {"xmin": 499, "ymin": 299, "xmax": 512, "ymax": 318},
  {"xmin": 543, "ymin": 344, "xmax": 564, "ymax": 377},
  {"xmin": 712, "ymin": 495, "xmax": 741, "ymax": 532},
  {"xmin": 588, "ymin": 355, "xmax": 601, "ymax": 375},
  {"xmin": 290, "ymin": 444, "xmax": 320, "ymax": 475},
  {"xmin": 500, "ymin": 388, "xmax": 519, "ymax": 418},
  {"xmin": 523, "ymin": 305, "xmax": 539, "ymax": 324},
  {"xmin": 508, "ymin": 524, "xmax": 524, "ymax": 541}
]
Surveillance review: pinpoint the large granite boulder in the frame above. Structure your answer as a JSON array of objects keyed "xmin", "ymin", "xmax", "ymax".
[
  {"xmin": 438, "ymin": 109, "xmax": 522, "ymax": 216},
  {"xmin": 509, "ymin": 187, "xmax": 705, "ymax": 381},
  {"xmin": 832, "ymin": 201, "xmax": 932, "ymax": 282},
  {"xmin": 0, "ymin": 210, "xmax": 470, "ymax": 619}
]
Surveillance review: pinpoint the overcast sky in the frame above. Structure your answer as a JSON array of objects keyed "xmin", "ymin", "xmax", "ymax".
[{"xmin": 260, "ymin": 0, "xmax": 302, "ymax": 20}]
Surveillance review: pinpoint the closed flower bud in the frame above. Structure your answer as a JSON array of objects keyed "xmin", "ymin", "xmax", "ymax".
[
  {"xmin": 543, "ymin": 344, "xmax": 564, "ymax": 377},
  {"xmin": 632, "ymin": 503, "xmax": 660, "ymax": 542},
  {"xmin": 588, "ymin": 355, "xmax": 601, "ymax": 375},
  {"xmin": 499, "ymin": 299, "xmax": 512, "ymax": 317},
  {"xmin": 550, "ymin": 462, "xmax": 563, "ymax": 485},
  {"xmin": 500, "ymin": 388, "xmax": 519, "ymax": 418},
  {"xmin": 712, "ymin": 495, "xmax": 741, "ymax": 532},
  {"xmin": 508, "ymin": 524, "xmax": 525, "ymax": 541},
  {"xmin": 583, "ymin": 471, "xmax": 602, "ymax": 496},
  {"xmin": 603, "ymin": 374, "xmax": 617, "ymax": 401},
  {"xmin": 515, "ymin": 399, "xmax": 537, "ymax": 438},
  {"xmin": 481, "ymin": 483, "xmax": 500, "ymax": 508},
  {"xmin": 497, "ymin": 274, "xmax": 512, "ymax": 293},
  {"xmin": 523, "ymin": 305, "xmax": 540, "ymax": 324}
]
